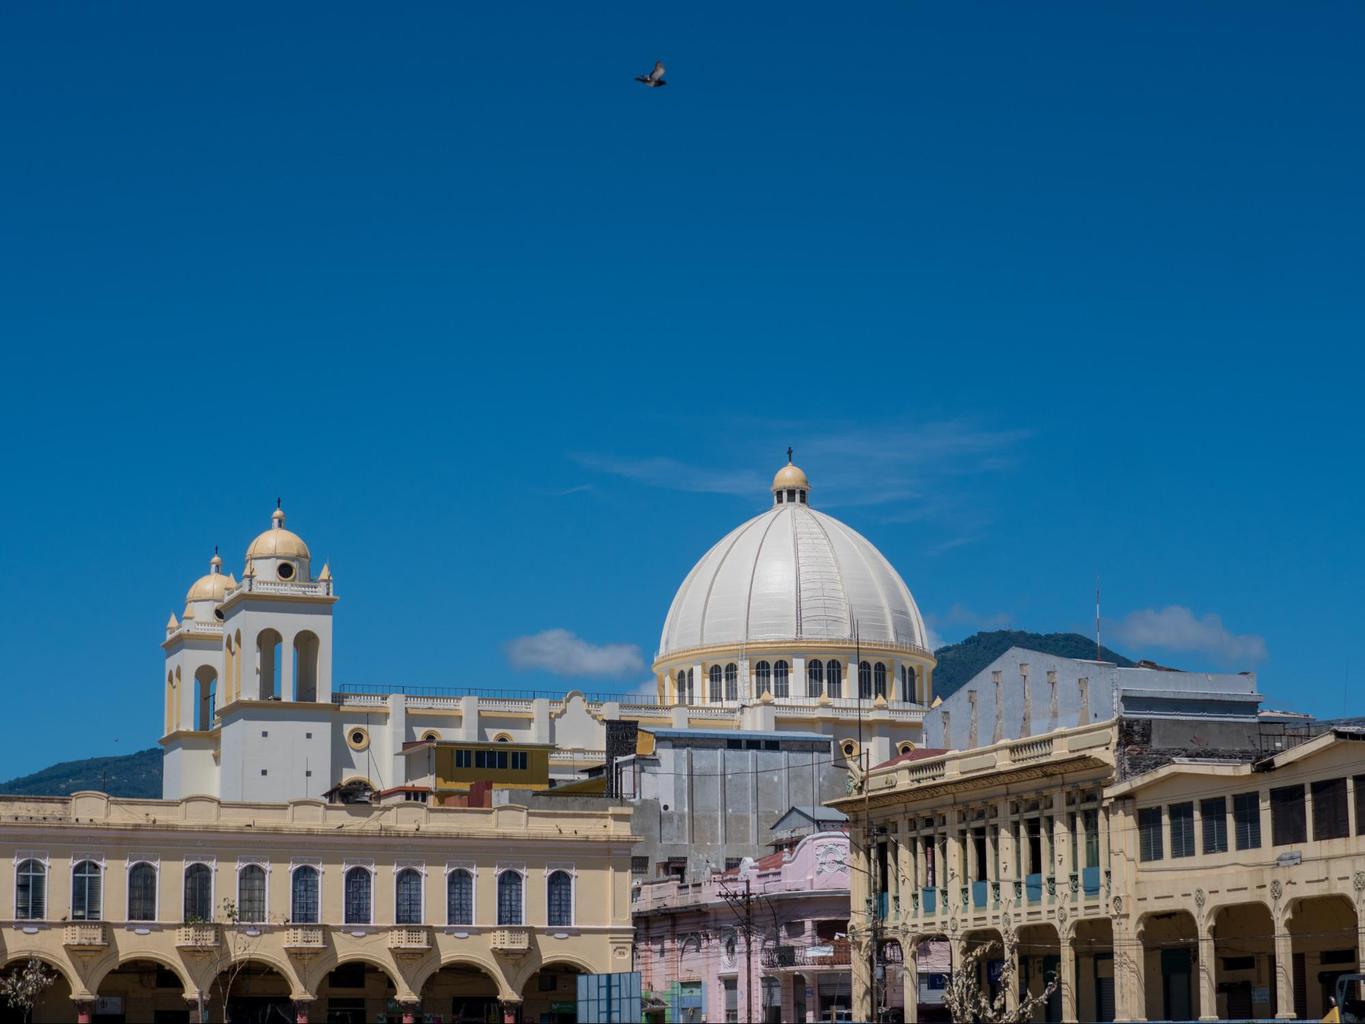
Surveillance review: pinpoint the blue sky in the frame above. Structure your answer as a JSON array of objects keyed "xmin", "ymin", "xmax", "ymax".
[{"xmin": 1, "ymin": 3, "xmax": 1361, "ymax": 779}]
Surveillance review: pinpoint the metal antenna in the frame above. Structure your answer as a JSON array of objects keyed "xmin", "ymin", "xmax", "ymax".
[{"xmin": 1095, "ymin": 575, "xmax": 1102, "ymax": 661}]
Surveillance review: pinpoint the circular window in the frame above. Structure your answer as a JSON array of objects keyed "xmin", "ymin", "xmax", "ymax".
[
  {"xmin": 842, "ymin": 740, "xmax": 859, "ymax": 758},
  {"xmin": 214, "ymin": 608, "xmax": 225, "ymax": 621},
  {"xmin": 898, "ymin": 741, "xmax": 916, "ymax": 756},
  {"xmin": 346, "ymin": 727, "xmax": 370, "ymax": 751},
  {"xmin": 420, "ymin": 730, "xmax": 440, "ymax": 743},
  {"xmin": 277, "ymin": 562, "xmax": 295, "ymax": 581}
]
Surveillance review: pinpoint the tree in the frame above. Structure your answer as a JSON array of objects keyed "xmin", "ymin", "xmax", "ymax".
[
  {"xmin": 194, "ymin": 897, "xmax": 273, "ymax": 1024},
  {"xmin": 943, "ymin": 938, "xmax": 1058, "ymax": 1024},
  {"xmin": 1, "ymin": 958, "xmax": 56, "ymax": 1023}
]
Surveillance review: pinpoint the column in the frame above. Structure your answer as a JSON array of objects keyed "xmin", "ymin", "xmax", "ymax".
[
  {"xmin": 1274, "ymin": 911, "xmax": 1295, "ymax": 1020},
  {"xmin": 904, "ymin": 935, "xmax": 921, "ymax": 1023},
  {"xmin": 852, "ymin": 934, "xmax": 874, "ymax": 1023},
  {"xmin": 1113, "ymin": 921, "xmax": 1147, "ymax": 1023},
  {"xmin": 1004, "ymin": 935, "xmax": 1020, "ymax": 1016},
  {"xmin": 1098, "ymin": 802, "xmax": 1112, "ymax": 899},
  {"xmin": 897, "ymin": 820, "xmax": 912, "ymax": 921},
  {"xmin": 1060, "ymin": 930, "xmax": 1078, "ymax": 1024},
  {"xmin": 1051, "ymin": 789, "xmax": 1069, "ymax": 905},
  {"xmin": 1197, "ymin": 918, "xmax": 1217, "ymax": 1021}
]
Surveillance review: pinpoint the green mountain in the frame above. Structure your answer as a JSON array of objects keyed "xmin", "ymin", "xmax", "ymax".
[
  {"xmin": 931, "ymin": 630, "xmax": 1134, "ymax": 701},
  {"xmin": 0, "ymin": 747, "xmax": 162, "ymax": 799}
]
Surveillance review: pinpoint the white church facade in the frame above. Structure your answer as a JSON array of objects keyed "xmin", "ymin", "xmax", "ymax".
[{"xmin": 160, "ymin": 459, "xmax": 935, "ymax": 802}]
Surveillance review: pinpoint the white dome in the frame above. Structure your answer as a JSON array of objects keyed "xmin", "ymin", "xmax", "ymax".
[{"xmin": 658, "ymin": 501, "xmax": 930, "ymax": 659}]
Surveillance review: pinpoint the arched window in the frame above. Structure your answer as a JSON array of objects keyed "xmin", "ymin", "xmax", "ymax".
[
  {"xmin": 15, "ymin": 859, "xmax": 45, "ymax": 920},
  {"xmin": 709, "ymin": 665, "xmax": 722, "ymax": 702},
  {"xmin": 675, "ymin": 670, "xmax": 687, "ymax": 705},
  {"xmin": 858, "ymin": 661, "xmax": 872, "ymax": 700},
  {"xmin": 547, "ymin": 869, "xmax": 573, "ymax": 927},
  {"xmin": 291, "ymin": 866, "xmax": 319, "ymax": 924},
  {"xmin": 131, "ymin": 862, "xmax": 159, "ymax": 921},
  {"xmin": 181, "ymin": 863, "xmax": 210, "ymax": 922},
  {"xmin": 773, "ymin": 661, "xmax": 790, "ymax": 697},
  {"xmin": 904, "ymin": 664, "xmax": 917, "ymax": 701},
  {"xmin": 497, "ymin": 870, "xmax": 523, "ymax": 926},
  {"xmin": 827, "ymin": 661, "xmax": 843, "ymax": 698},
  {"xmin": 686, "ymin": 668, "xmax": 694, "ymax": 704},
  {"xmin": 755, "ymin": 661, "xmax": 771, "ymax": 694},
  {"xmin": 237, "ymin": 865, "xmax": 266, "ymax": 923},
  {"xmin": 806, "ymin": 660, "xmax": 824, "ymax": 698},
  {"xmin": 71, "ymin": 860, "xmax": 102, "ymax": 921},
  {"xmin": 874, "ymin": 662, "xmax": 887, "ymax": 699},
  {"xmin": 724, "ymin": 663, "xmax": 738, "ymax": 701},
  {"xmin": 395, "ymin": 868, "xmax": 423, "ymax": 925},
  {"xmin": 293, "ymin": 631, "xmax": 320, "ymax": 702},
  {"xmin": 344, "ymin": 867, "xmax": 372, "ymax": 925},
  {"xmin": 447, "ymin": 869, "xmax": 474, "ymax": 926}
]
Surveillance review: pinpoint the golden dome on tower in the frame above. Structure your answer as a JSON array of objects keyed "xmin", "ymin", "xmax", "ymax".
[
  {"xmin": 245, "ymin": 502, "xmax": 311, "ymax": 561},
  {"xmin": 185, "ymin": 551, "xmax": 234, "ymax": 603}
]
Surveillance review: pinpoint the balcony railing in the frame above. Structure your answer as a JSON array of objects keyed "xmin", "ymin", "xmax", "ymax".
[
  {"xmin": 490, "ymin": 927, "xmax": 530, "ymax": 954},
  {"xmin": 387, "ymin": 926, "xmax": 430, "ymax": 955},
  {"xmin": 175, "ymin": 924, "xmax": 219, "ymax": 950},
  {"xmin": 62, "ymin": 923, "xmax": 108, "ymax": 950},
  {"xmin": 761, "ymin": 939, "xmax": 852, "ymax": 969},
  {"xmin": 283, "ymin": 926, "xmax": 325, "ymax": 952}
]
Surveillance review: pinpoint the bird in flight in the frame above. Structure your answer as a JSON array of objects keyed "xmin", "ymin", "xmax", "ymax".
[{"xmin": 635, "ymin": 61, "xmax": 667, "ymax": 88}]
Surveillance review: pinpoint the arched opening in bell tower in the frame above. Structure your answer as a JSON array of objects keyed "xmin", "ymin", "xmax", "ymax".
[
  {"xmin": 257, "ymin": 628, "xmax": 283, "ymax": 700},
  {"xmin": 294, "ymin": 630, "xmax": 320, "ymax": 701},
  {"xmin": 195, "ymin": 665, "xmax": 218, "ymax": 729}
]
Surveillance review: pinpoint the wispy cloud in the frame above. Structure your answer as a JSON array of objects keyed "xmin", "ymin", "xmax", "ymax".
[
  {"xmin": 570, "ymin": 453, "xmax": 764, "ymax": 497},
  {"xmin": 550, "ymin": 484, "xmax": 594, "ymax": 497},
  {"xmin": 1110, "ymin": 606, "xmax": 1267, "ymax": 666},
  {"xmin": 504, "ymin": 629, "xmax": 645, "ymax": 677},
  {"xmin": 572, "ymin": 418, "xmax": 1031, "ymax": 545}
]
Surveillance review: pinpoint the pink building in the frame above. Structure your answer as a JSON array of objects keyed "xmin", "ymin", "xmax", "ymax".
[{"xmin": 634, "ymin": 828, "xmax": 854, "ymax": 1022}]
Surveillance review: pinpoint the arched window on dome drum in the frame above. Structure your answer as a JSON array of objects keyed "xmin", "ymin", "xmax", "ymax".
[
  {"xmin": 773, "ymin": 660, "xmax": 790, "ymax": 698},
  {"xmin": 675, "ymin": 671, "xmax": 687, "ymax": 705},
  {"xmin": 754, "ymin": 661, "xmax": 771, "ymax": 695},
  {"xmin": 903, "ymin": 664, "xmax": 917, "ymax": 702},
  {"xmin": 806, "ymin": 659, "xmax": 823, "ymax": 697},
  {"xmin": 874, "ymin": 662, "xmax": 887, "ymax": 699},
  {"xmin": 395, "ymin": 868, "xmax": 423, "ymax": 925},
  {"xmin": 291, "ymin": 866, "xmax": 320, "ymax": 924},
  {"xmin": 15, "ymin": 859, "xmax": 45, "ymax": 920},
  {"xmin": 827, "ymin": 661, "xmax": 842, "ymax": 698},
  {"xmin": 709, "ymin": 665, "xmax": 722, "ymax": 702},
  {"xmin": 686, "ymin": 668, "xmax": 695, "ymax": 704},
  {"xmin": 724, "ymin": 663, "xmax": 738, "ymax": 701},
  {"xmin": 447, "ymin": 869, "xmax": 474, "ymax": 926},
  {"xmin": 858, "ymin": 661, "xmax": 872, "ymax": 700},
  {"xmin": 238, "ymin": 864, "xmax": 266, "ymax": 923},
  {"xmin": 71, "ymin": 860, "xmax": 102, "ymax": 921}
]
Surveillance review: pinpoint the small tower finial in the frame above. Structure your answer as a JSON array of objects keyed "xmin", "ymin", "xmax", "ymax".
[
  {"xmin": 276, "ymin": 497, "xmax": 282, "ymax": 509},
  {"xmin": 787, "ymin": 446, "xmax": 793, "ymax": 463}
]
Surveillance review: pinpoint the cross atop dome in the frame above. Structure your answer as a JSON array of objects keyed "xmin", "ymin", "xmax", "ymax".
[{"xmin": 771, "ymin": 450, "xmax": 810, "ymax": 506}]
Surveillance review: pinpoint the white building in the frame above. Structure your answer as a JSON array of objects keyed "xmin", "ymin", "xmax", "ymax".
[{"xmin": 161, "ymin": 459, "xmax": 934, "ymax": 801}]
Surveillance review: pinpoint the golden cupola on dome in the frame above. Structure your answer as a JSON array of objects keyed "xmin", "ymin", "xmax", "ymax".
[
  {"xmin": 770, "ymin": 448, "xmax": 810, "ymax": 505},
  {"xmin": 244, "ymin": 500, "xmax": 312, "ymax": 582}
]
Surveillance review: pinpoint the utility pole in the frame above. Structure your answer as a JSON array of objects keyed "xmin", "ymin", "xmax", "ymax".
[
  {"xmin": 719, "ymin": 874, "xmax": 756, "ymax": 1023},
  {"xmin": 744, "ymin": 876, "xmax": 753, "ymax": 1024}
]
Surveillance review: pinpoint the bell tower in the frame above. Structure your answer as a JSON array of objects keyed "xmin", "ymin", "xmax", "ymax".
[{"xmin": 219, "ymin": 502, "xmax": 336, "ymax": 704}]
